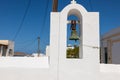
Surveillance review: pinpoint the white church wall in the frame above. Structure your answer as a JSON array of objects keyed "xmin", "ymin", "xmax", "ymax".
[
  {"xmin": 100, "ymin": 73, "xmax": 120, "ymax": 80},
  {"xmin": 100, "ymin": 64, "xmax": 120, "ymax": 80},
  {"xmin": 0, "ymin": 57, "xmax": 49, "ymax": 68},
  {"xmin": 0, "ymin": 68, "xmax": 51, "ymax": 80},
  {"xmin": 49, "ymin": 12, "xmax": 60, "ymax": 80},
  {"xmin": 58, "ymin": 2, "xmax": 100, "ymax": 80},
  {"xmin": 0, "ymin": 57, "xmax": 52, "ymax": 80}
]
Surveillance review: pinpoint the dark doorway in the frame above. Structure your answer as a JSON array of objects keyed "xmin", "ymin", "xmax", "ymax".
[{"xmin": 104, "ymin": 47, "xmax": 108, "ymax": 64}]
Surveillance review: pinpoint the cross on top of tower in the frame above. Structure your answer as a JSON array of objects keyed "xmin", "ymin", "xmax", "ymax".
[{"xmin": 71, "ymin": 0, "xmax": 76, "ymax": 4}]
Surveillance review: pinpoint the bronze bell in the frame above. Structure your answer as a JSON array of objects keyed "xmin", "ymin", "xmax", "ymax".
[
  {"xmin": 69, "ymin": 20, "xmax": 79, "ymax": 41},
  {"xmin": 69, "ymin": 30, "xmax": 79, "ymax": 41}
]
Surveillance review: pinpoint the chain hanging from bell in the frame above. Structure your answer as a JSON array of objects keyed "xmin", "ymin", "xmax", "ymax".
[{"xmin": 69, "ymin": 20, "xmax": 79, "ymax": 42}]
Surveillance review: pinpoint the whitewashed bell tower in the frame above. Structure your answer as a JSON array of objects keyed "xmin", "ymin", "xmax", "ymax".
[{"xmin": 50, "ymin": 0, "xmax": 100, "ymax": 80}]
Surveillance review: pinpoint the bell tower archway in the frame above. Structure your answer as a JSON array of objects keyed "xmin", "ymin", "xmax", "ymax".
[
  {"xmin": 67, "ymin": 15, "xmax": 81, "ymax": 59},
  {"xmin": 49, "ymin": 0, "xmax": 100, "ymax": 80}
]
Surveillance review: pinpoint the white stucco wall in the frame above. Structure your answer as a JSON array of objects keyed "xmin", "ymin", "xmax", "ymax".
[
  {"xmin": 57, "ymin": 2, "xmax": 99, "ymax": 80},
  {"xmin": 0, "ymin": 57, "xmax": 49, "ymax": 68},
  {"xmin": 0, "ymin": 57, "xmax": 53, "ymax": 80},
  {"xmin": 100, "ymin": 64, "xmax": 120, "ymax": 80},
  {"xmin": 101, "ymin": 27, "xmax": 120, "ymax": 64},
  {"xmin": 0, "ymin": 58, "xmax": 120, "ymax": 80}
]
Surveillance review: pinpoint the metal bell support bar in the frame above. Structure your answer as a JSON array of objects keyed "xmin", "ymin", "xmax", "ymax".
[{"xmin": 67, "ymin": 20, "xmax": 80, "ymax": 24}]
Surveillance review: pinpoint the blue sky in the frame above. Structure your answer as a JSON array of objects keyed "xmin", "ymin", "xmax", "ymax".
[{"xmin": 0, "ymin": 0, "xmax": 120, "ymax": 54}]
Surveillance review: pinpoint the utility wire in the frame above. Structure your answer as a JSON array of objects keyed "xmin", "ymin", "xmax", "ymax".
[
  {"xmin": 89, "ymin": 0, "xmax": 93, "ymax": 11},
  {"xmin": 12, "ymin": 0, "xmax": 31, "ymax": 41},
  {"xmin": 17, "ymin": 38, "xmax": 36, "ymax": 48},
  {"xmin": 38, "ymin": 0, "xmax": 50, "ymax": 52},
  {"xmin": 40, "ymin": 0, "xmax": 50, "ymax": 39},
  {"xmin": 16, "ymin": 38, "xmax": 36, "ymax": 46}
]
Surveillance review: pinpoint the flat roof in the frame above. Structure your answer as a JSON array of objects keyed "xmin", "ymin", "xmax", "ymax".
[{"xmin": 0, "ymin": 40, "xmax": 9, "ymax": 45}]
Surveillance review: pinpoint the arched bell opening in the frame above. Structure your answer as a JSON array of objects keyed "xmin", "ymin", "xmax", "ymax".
[{"xmin": 66, "ymin": 14, "xmax": 82, "ymax": 59}]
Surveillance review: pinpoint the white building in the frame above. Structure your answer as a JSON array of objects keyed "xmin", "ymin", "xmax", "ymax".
[
  {"xmin": 32, "ymin": 53, "xmax": 46, "ymax": 57},
  {"xmin": 0, "ymin": 40, "xmax": 14, "ymax": 56},
  {"xmin": 101, "ymin": 27, "xmax": 120, "ymax": 64}
]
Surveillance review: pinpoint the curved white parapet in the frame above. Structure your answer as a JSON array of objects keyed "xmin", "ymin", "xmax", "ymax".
[{"xmin": 0, "ymin": 57, "xmax": 49, "ymax": 68}]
